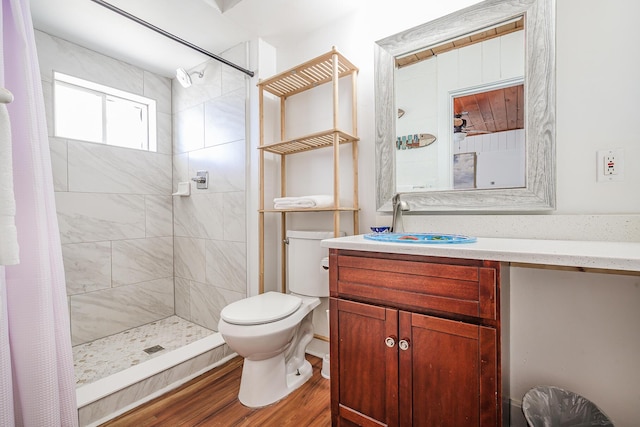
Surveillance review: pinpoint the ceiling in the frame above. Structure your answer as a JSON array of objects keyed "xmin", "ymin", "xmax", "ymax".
[
  {"xmin": 397, "ymin": 16, "xmax": 524, "ymax": 69},
  {"xmin": 29, "ymin": 0, "xmax": 364, "ymax": 78},
  {"xmin": 454, "ymin": 84, "xmax": 524, "ymax": 136}
]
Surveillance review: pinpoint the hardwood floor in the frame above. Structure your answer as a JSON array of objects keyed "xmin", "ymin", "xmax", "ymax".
[{"xmin": 101, "ymin": 355, "xmax": 331, "ymax": 426}]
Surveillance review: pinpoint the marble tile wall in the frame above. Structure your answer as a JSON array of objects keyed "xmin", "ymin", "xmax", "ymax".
[
  {"xmin": 36, "ymin": 31, "xmax": 249, "ymax": 345},
  {"xmin": 35, "ymin": 31, "xmax": 175, "ymax": 346},
  {"xmin": 172, "ymin": 43, "xmax": 249, "ymax": 331}
]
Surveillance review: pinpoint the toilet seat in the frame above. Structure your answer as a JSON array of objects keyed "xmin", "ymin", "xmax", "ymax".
[{"xmin": 220, "ymin": 292, "xmax": 302, "ymax": 326}]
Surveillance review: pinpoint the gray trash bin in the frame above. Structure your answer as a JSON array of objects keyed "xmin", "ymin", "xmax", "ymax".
[{"xmin": 522, "ymin": 385, "xmax": 614, "ymax": 427}]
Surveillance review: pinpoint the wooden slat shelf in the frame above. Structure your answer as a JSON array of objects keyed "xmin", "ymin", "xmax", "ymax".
[
  {"xmin": 258, "ymin": 47, "xmax": 359, "ymax": 294},
  {"xmin": 260, "ymin": 207, "xmax": 359, "ymax": 213},
  {"xmin": 258, "ymin": 48, "xmax": 358, "ymax": 98},
  {"xmin": 258, "ymin": 129, "xmax": 359, "ymax": 155}
]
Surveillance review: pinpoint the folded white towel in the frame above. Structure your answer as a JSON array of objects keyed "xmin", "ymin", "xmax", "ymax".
[
  {"xmin": 274, "ymin": 195, "xmax": 334, "ymax": 209},
  {"xmin": 274, "ymin": 197, "xmax": 315, "ymax": 208},
  {"xmin": 0, "ymin": 97, "xmax": 20, "ymax": 266}
]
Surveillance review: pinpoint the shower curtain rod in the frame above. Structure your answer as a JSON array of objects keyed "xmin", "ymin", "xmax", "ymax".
[{"xmin": 89, "ymin": 0, "xmax": 255, "ymax": 78}]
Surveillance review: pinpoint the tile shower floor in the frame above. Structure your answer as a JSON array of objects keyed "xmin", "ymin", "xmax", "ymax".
[{"xmin": 73, "ymin": 316, "xmax": 214, "ymax": 386}]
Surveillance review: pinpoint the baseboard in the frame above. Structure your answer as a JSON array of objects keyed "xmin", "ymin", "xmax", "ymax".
[
  {"xmin": 509, "ymin": 398, "xmax": 528, "ymax": 427},
  {"xmin": 306, "ymin": 337, "xmax": 329, "ymax": 359}
]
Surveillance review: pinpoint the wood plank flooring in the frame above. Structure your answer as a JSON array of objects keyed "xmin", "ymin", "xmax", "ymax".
[{"xmin": 101, "ymin": 355, "xmax": 330, "ymax": 426}]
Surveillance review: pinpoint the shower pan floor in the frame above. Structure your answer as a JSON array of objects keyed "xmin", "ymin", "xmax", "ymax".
[{"xmin": 73, "ymin": 316, "xmax": 214, "ymax": 387}]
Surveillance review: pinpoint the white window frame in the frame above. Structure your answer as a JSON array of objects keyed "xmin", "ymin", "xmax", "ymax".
[{"xmin": 53, "ymin": 72, "xmax": 157, "ymax": 151}]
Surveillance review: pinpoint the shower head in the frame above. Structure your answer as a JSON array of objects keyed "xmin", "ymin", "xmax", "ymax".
[{"xmin": 176, "ymin": 67, "xmax": 204, "ymax": 88}]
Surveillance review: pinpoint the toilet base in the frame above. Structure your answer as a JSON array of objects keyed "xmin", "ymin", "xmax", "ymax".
[
  {"xmin": 238, "ymin": 355, "xmax": 313, "ymax": 408},
  {"xmin": 286, "ymin": 359, "xmax": 313, "ymax": 394}
]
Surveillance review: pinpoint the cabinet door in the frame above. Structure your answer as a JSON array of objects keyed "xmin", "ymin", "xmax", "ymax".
[
  {"xmin": 331, "ymin": 298, "xmax": 399, "ymax": 427},
  {"xmin": 399, "ymin": 312, "xmax": 498, "ymax": 427}
]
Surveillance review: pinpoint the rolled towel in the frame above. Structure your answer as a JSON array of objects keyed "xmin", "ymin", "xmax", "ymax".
[{"xmin": 274, "ymin": 195, "xmax": 334, "ymax": 209}]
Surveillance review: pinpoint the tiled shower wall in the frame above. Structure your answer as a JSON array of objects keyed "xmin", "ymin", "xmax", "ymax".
[
  {"xmin": 36, "ymin": 30, "xmax": 249, "ymax": 345},
  {"xmin": 172, "ymin": 44, "xmax": 248, "ymax": 330},
  {"xmin": 36, "ymin": 31, "xmax": 174, "ymax": 346}
]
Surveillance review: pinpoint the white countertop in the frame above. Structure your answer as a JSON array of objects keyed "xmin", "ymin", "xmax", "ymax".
[{"xmin": 321, "ymin": 235, "xmax": 640, "ymax": 272}]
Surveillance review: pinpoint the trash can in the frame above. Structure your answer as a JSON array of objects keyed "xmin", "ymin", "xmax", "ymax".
[{"xmin": 522, "ymin": 385, "xmax": 614, "ymax": 427}]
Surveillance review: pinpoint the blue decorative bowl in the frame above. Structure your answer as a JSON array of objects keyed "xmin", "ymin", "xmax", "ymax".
[
  {"xmin": 364, "ymin": 232, "xmax": 477, "ymax": 244},
  {"xmin": 370, "ymin": 226, "xmax": 391, "ymax": 234}
]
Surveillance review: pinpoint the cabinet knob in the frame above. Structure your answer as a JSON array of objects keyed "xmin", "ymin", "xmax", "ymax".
[
  {"xmin": 399, "ymin": 339, "xmax": 410, "ymax": 351},
  {"xmin": 385, "ymin": 336, "xmax": 396, "ymax": 348}
]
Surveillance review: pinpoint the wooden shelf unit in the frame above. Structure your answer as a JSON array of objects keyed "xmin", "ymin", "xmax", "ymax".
[{"xmin": 258, "ymin": 47, "xmax": 359, "ymax": 293}]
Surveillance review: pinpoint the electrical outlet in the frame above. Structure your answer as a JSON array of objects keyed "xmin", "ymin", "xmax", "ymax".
[
  {"xmin": 604, "ymin": 153, "xmax": 617, "ymax": 175},
  {"xmin": 597, "ymin": 149, "xmax": 624, "ymax": 182}
]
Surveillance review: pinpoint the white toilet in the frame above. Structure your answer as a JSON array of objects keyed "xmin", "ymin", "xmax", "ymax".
[{"xmin": 218, "ymin": 230, "xmax": 334, "ymax": 408}]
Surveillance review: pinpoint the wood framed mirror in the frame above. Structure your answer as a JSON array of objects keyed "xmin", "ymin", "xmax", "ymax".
[{"xmin": 374, "ymin": 0, "xmax": 555, "ymax": 212}]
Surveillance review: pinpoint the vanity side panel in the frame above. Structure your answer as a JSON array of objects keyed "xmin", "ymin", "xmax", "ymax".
[
  {"xmin": 329, "ymin": 296, "xmax": 339, "ymax": 426},
  {"xmin": 497, "ymin": 261, "xmax": 510, "ymax": 427},
  {"xmin": 480, "ymin": 325, "xmax": 499, "ymax": 427},
  {"xmin": 479, "ymin": 267, "xmax": 497, "ymax": 319},
  {"xmin": 329, "ymin": 248, "xmax": 339, "ymax": 297}
]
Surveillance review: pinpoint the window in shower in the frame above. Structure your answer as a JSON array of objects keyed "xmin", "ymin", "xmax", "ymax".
[{"xmin": 53, "ymin": 72, "xmax": 157, "ymax": 151}]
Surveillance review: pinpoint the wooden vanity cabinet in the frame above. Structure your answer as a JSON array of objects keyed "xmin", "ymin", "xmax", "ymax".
[{"xmin": 329, "ymin": 249, "xmax": 506, "ymax": 427}]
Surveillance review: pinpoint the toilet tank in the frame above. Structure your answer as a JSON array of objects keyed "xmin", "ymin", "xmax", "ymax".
[{"xmin": 286, "ymin": 230, "xmax": 343, "ymax": 297}]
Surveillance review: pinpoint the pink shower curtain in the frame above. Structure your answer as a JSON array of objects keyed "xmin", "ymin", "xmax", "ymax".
[{"xmin": 1, "ymin": 0, "xmax": 78, "ymax": 425}]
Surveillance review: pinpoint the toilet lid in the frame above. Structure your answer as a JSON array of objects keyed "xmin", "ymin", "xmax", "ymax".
[{"xmin": 220, "ymin": 292, "xmax": 302, "ymax": 325}]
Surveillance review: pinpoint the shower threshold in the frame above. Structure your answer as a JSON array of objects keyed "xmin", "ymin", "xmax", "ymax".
[{"xmin": 74, "ymin": 316, "xmax": 234, "ymax": 426}]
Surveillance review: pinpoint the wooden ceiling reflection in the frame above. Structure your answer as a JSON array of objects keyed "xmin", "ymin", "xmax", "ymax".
[
  {"xmin": 454, "ymin": 84, "xmax": 524, "ymax": 135},
  {"xmin": 396, "ymin": 16, "xmax": 524, "ymax": 69}
]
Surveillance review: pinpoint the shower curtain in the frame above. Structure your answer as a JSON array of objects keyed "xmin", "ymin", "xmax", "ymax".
[{"xmin": 1, "ymin": 0, "xmax": 78, "ymax": 425}]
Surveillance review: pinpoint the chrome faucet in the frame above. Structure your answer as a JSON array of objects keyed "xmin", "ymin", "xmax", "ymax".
[{"xmin": 390, "ymin": 193, "xmax": 410, "ymax": 233}]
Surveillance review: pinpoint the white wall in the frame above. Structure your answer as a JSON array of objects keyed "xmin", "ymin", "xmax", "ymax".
[{"xmin": 253, "ymin": 0, "xmax": 640, "ymax": 425}]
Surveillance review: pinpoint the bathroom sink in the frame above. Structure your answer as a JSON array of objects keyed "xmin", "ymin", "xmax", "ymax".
[{"xmin": 364, "ymin": 232, "xmax": 477, "ymax": 244}]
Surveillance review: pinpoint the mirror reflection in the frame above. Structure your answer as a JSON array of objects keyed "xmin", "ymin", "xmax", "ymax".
[
  {"xmin": 452, "ymin": 82, "xmax": 525, "ymax": 190},
  {"xmin": 395, "ymin": 17, "xmax": 525, "ymax": 193}
]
